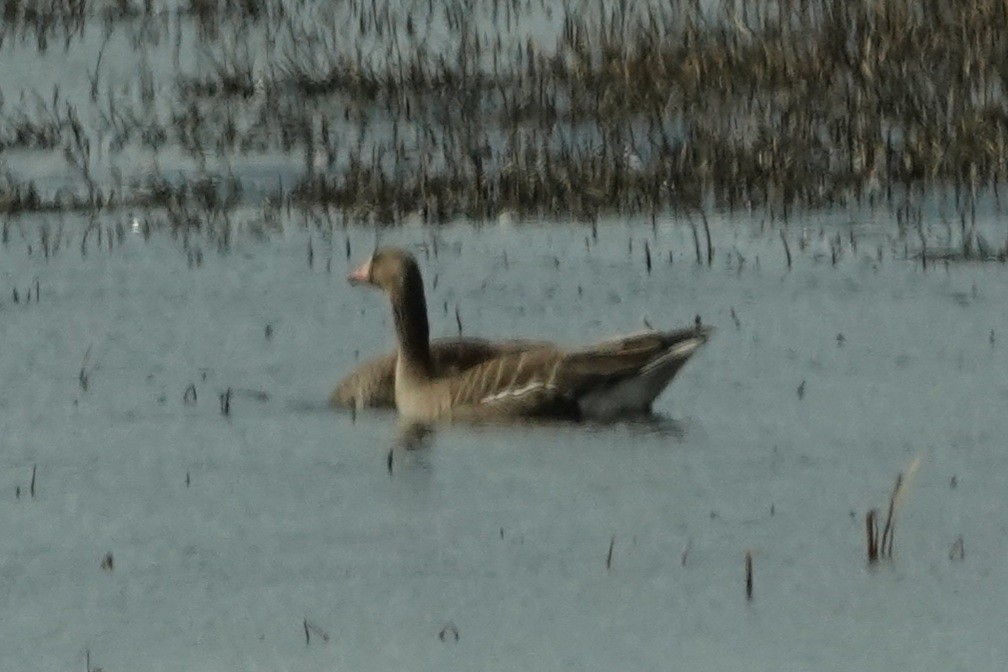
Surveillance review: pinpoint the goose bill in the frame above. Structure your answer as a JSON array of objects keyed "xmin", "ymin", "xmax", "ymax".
[{"xmin": 347, "ymin": 259, "xmax": 372, "ymax": 285}]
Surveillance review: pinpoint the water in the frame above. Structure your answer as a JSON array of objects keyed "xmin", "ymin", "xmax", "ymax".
[{"xmin": 1, "ymin": 212, "xmax": 1006, "ymax": 670}]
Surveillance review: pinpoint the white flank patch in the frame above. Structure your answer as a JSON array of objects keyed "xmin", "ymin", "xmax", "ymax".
[{"xmin": 480, "ymin": 381, "xmax": 556, "ymax": 405}]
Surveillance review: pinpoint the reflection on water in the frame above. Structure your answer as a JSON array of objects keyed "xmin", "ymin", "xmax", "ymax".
[{"xmin": 394, "ymin": 421, "xmax": 435, "ymax": 452}]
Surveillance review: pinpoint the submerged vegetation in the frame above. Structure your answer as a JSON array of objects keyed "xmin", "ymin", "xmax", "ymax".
[{"xmin": 1, "ymin": 0, "xmax": 1008, "ymax": 239}]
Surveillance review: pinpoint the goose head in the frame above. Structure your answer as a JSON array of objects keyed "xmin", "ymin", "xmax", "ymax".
[
  {"xmin": 347, "ymin": 247, "xmax": 422, "ymax": 295},
  {"xmin": 348, "ymin": 246, "xmax": 433, "ymax": 371}
]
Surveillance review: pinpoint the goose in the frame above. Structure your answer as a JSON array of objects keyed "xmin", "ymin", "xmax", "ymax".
[{"xmin": 345, "ymin": 247, "xmax": 712, "ymax": 422}]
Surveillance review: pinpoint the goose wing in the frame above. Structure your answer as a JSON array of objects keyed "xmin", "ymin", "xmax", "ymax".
[
  {"xmin": 443, "ymin": 326, "xmax": 714, "ymax": 420},
  {"xmin": 440, "ymin": 347, "xmax": 576, "ymax": 419},
  {"xmin": 561, "ymin": 326, "xmax": 713, "ymax": 382}
]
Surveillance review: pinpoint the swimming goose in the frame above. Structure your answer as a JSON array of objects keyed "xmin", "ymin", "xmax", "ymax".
[{"xmin": 346, "ymin": 247, "xmax": 712, "ymax": 422}]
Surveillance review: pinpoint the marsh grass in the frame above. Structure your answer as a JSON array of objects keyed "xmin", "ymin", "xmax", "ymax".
[
  {"xmin": 2, "ymin": 0, "xmax": 1008, "ymax": 242},
  {"xmin": 866, "ymin": 457, "xmax": 921, "ymax": 564}
]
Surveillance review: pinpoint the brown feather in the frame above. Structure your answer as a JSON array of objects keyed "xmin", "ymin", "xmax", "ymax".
[{"xmin": 331, "ymin": 338, "xmax": 550, "ymax": 409}]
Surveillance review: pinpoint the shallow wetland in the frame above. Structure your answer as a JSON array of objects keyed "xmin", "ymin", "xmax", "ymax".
[{"xmin": 2, "ymin": 0, "xmax": 1008, "ymax": 670}]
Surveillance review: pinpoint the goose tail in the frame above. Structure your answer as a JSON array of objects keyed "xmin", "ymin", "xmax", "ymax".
[{"xmin": 577, "ymin": 328, "xmax": 712, "ymax": 419}]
